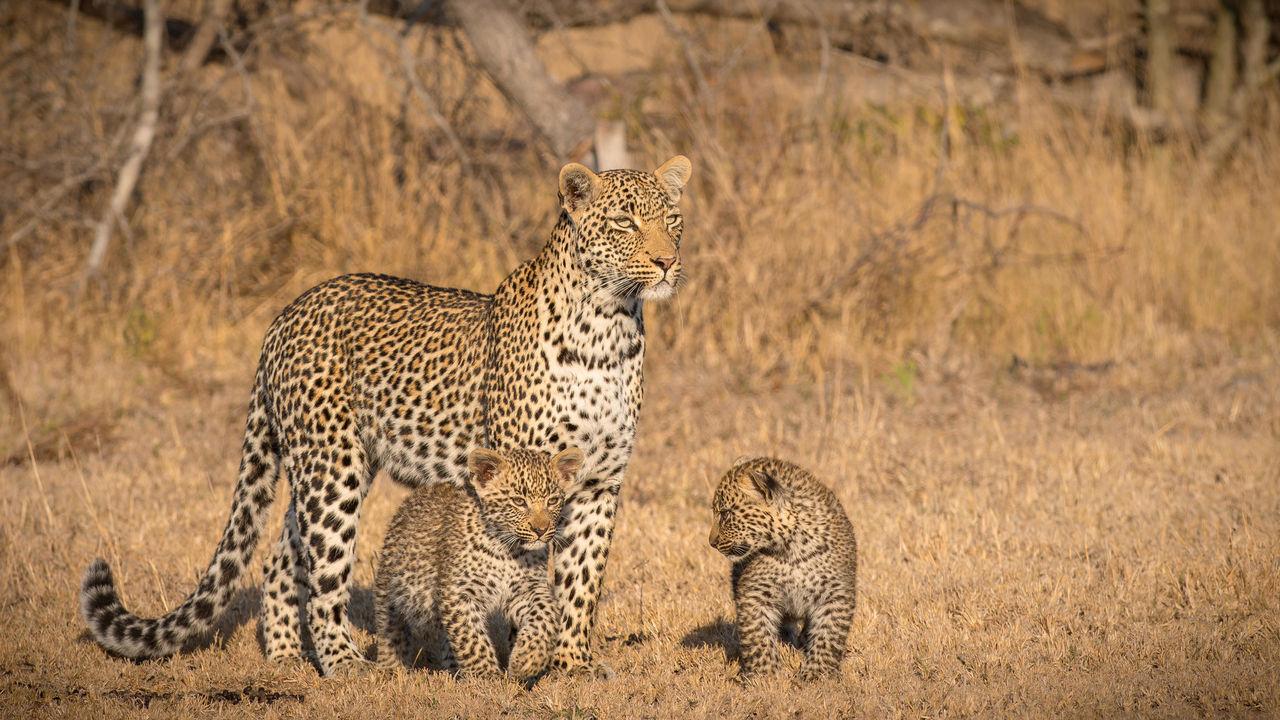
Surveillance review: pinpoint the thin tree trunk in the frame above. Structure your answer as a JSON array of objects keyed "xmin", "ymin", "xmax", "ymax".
[
  {"xmin": 1145, "ymin": 0, "xmax": 1175, "ymax": 114},
  {"xmin": 445, "ymin": 0, "xmax": 595, "ymax": 162},
  {"xmin": 178, "ymin": 0, "xmax": 231, "ymax": 77},
  {"xmin": 1203, "ymin": 1, "xmax": 1237, "ymax": 121},
  {"xmin": 1238, "ymin": 0, "xmax": 1270, "ymax": 95},
  {"xmin": 78, "ymin": 0, "xmax": 163, "ymax": 300}
]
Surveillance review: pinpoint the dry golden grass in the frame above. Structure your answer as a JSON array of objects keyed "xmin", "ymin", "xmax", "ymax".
[{"xmin": 2, "ymin": 3, "xmax": 1279, "ymax": 718}]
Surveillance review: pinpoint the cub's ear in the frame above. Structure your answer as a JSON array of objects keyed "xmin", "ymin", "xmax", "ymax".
[
  {"xmin": 559, "ymin": 163, "xmax": 601, "ymax": 216},
  {"xmin": 653, "ymin": 155, "xmax": 692, "ymax": 203},
  {"xmin": 468, "ymin": 448, "xmax": 506, "ymax": 489},
  {"xmin": 551, "ymin": 447, "xmax": 585, "ymax": 486},
  {"xmin": 744, "ymin": 468, "xmax": 782, "ymax": 503}
]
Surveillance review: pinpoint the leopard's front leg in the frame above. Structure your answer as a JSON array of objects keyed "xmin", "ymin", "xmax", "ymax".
[
  {"xmin": 505, "ymin": 580, "xmax": 558, "ymax": 681},
  {"xmin": 551, "ymin": 477, "xmax": 619, "ymax": 676}
]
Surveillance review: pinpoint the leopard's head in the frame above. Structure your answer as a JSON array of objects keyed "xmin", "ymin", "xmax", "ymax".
[
  {"xmin": 558, "ymin": 156, "xmax": 692, "ymax": 301},
  {"xmin": 709, "ymin": 459, "xmax": 794, "ymax": 560},
  {"xmin": 468, "ymin": 447, "xmax": 583, "ymax": 551}
]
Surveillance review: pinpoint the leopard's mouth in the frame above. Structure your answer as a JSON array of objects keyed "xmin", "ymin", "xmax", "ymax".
[
  {"xmin": 639, "ymin": 276, "xmax": 676, "ymax": 301},
  {"xmin": 514, "ymin": 529, "xmax": 560, "ymax": 551}
]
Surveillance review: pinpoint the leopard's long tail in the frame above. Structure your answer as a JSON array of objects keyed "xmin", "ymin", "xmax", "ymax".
[{"xmin": 80, "ymin": 369, "xmax": 280, "ymax": 660}]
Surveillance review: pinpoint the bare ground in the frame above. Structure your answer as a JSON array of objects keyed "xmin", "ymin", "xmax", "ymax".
[{"xmin": 1, "ymin": 344, "xmax": 1277, "ymax": 719}]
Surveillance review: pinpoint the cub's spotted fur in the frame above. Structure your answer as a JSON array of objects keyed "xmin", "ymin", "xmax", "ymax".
[
  {"xmin": 375, "ymin": 447, "xmax": 581, "ymax": 680},
  {"xmin": 709, "ymin": 458, "xmax": 858, "ymax": 681},
  {"xmin": 80, "ymin": 157, "xmax": 692, "ymax": 676}
]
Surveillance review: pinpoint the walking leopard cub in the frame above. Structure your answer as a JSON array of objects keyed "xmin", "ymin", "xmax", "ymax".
[
  {"xmin": 709, "ymin": 458, "xmax": 858, "ymax": 681},
  {"xmin": 376, "ymin": 447, "xmax": 582, "ymax": 681}
]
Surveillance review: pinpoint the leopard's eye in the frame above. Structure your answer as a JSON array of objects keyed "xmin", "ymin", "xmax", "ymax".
[
  {"xmin": 546, "ymin": 495, "xmax": 561, "ymax": 509},
  {"xmin": 665, "ymin": 214, "xmax": 681, "ymax": 227},
  {"xmin": 609, "ymin": 216, "xmax": 636, "ymax": 231},
  {"xmin": 512, "ymin": 497, "xmax": 528, "ymax": 508}
]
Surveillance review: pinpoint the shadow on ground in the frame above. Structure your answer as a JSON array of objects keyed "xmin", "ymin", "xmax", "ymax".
[{"xmin": 680, "ymin": 617, "xmax": 739, "ymax": 662}]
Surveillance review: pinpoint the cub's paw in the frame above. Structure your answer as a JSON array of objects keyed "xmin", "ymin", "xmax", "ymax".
[
  {"xmin": 507, "ymin": 649, "xmax": 553, "ymax": 682},
  {"xmin": 556, "ymin": 658, "xmax": 616, "ymax": 680}
]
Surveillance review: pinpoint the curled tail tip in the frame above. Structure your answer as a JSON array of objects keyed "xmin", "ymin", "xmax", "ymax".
[
  {"xmin": 82, "ymin": 557, "xmax": 112, "ymax": 586},
  {"xmin": 80, "ymin": 557, "xmax": 122, "ymax": 630},
  {"xmin": 79, "ymin": 558, "xmax": 180, "ymax": 661},
  {"xmin": 81, "ymin": 558, "xmax": 116, "ymax": 604}
]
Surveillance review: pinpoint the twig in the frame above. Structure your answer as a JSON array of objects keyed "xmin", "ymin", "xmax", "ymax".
[
  {"xmin": 655, "ymin": 0, "xmax": 712, "ymax": 109},
  {"xmin": 164, "ymin": 108, "xmax": 251, "ymax": 162},
  {"xmin": 6, "ymin": 162, "xmax": 106, "ymax": 251},
  {"xmin": 812, "ymin": 13, "xmax": 831, "ymax": 104},
  {"xmin": 796, "ymin": 192, "xmax": 1094, "ymax": 321},
  {"xmin": 178, "ymin": 0, "xmax": 231, "ymax": 77},
  {"xmin": 17, "ymin": 402, "xmax": 57, "ymax": 533},
  {"xmin": 358, "ymin": 5, "xmax": 473, "ymax": 174},
  {"xmin": 5, "ymin": 114, "xmax": 134, "ymax": 252},
  {"xmin": 76, "ymin": 0, "xmax": 164, "ymax": 301}
]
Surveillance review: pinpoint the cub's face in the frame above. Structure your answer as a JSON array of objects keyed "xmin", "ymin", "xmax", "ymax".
[
  {"xmin": 708, "ymin": 465, "xmax": 786, "ymax": 560},
  {"xmin": 559, "ymin": 156, "xmax": 692, "ymax": 301},
  {"xmin": 469, "ymin": 447, "xmax": 584, "ymax": 551}
]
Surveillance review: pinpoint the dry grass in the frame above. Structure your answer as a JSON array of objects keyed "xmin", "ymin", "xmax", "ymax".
[{"xmin": 2, "ymin": 3, "xmax": 1279, "ymax": 718}]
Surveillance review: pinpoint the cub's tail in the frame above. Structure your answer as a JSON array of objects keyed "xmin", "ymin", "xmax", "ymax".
[{"xmin": 80, "ymin": 374, "xmax": 280, "ymax": 659}]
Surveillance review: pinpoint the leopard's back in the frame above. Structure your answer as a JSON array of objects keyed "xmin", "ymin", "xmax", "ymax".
[{"xmin": 260, "ymin": 273, "xmax": 494, "ymax": 486}]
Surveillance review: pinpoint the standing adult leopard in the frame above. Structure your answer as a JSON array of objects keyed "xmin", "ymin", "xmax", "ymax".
[{"xmin": 80, "ymin": 156, "xmax": 692, "ymax": 677}]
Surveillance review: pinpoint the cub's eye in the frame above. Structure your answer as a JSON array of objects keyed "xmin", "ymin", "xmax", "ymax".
[
  {"xmin": 609, "ymin": 216, "xmax": 636, "ymax": 231},
  {"xmin": 546, "ymin": 495, "xmax": 562, "ymax": 509},
  {"xmin": 512, "ymin": 497, "xmax": 528, "ymax": 508}
]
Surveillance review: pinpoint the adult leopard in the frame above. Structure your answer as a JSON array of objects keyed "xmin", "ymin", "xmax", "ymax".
[{"xmin": 80, "ymin": 156, "xmax": 692, "ymax": 677}]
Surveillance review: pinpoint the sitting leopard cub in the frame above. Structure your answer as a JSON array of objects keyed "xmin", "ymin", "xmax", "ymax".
[
  {"xmin": 709, "ymin": 457, "xmax": 858, "ymax": 681},
  {"xmin": 376, "ymin": 447, "xmax": 583, "ymax": 681}
]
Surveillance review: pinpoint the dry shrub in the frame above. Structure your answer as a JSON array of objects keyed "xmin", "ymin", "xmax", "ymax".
[{"xmin": 4, "ymin": 4, "xmax": 1278, "ymax": 396}]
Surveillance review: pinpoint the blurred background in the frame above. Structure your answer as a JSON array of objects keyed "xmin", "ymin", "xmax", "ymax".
[
  {"xmin": 2, "ymin": 5, "xmax": 1279, "ymax": 714},
  {"xmin": 1, "ymin": 0, "xmax": 1278, "ymax": 459}
]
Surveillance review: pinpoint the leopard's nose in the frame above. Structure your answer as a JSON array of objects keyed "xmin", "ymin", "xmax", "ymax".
[{"xmin": 652, "ymin": 256, "xmax": 676, "ymax": 271}]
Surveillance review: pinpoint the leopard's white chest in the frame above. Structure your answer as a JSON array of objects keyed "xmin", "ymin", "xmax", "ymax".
[{"xmin": 543, "ymin": 306, "xmax": 643, "ymax": 482}]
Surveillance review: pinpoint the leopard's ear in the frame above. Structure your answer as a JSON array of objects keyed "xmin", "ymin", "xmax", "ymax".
[
  {"xmin": 653, "ymin": 155, "xmax": 692, "ymax": 203},
  {"xmin": 559, "ymin": 163, "xmax": 601, "ymax": 216},
  {"xmin": 744, "ymin": 468, "xmax": 782, "ymax": 503},
  {"xmin": 468, "ymin": 448, "xmax": 506, "ymax": 489},
  {"xmin": 551, "ymin": 447, "xmax": 584, "ymax": 487}
]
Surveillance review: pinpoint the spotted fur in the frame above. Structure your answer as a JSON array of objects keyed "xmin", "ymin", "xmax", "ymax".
[
  {"xmin": 80, "ymin": 156, "xmax": 692, "ymax": 676},
  {"xmin": 376, "ymin": 447, "xmax": 580, "ymax": 680},
  {"xmin": 709, "ymin": 458, "xmax": 858, "ymax": 681}
]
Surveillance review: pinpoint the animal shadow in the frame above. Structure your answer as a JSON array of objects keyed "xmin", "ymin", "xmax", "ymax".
[
  {"xmin": 680, "ymin": 616, "xmax": 810, "ymax": 664},
  {"xmin": 680, "ymin": 617, "xmax": 740, "ymax": 662}
]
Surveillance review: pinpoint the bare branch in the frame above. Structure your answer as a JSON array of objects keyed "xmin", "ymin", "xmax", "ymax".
[
  {"xmin": 796, "ymin": 191, "xmax": 1095, "ymax": 323},
  {"xmin": 178, "ymin": 0, "xmax": 232, "ymax": 77},
  {"xmin": 655, "ymin": 0, "xmax": 712, "ymax": 108},
  {"xmin": 1144, "ymin": 0, "xmax": 1175, "ymax": 115},
  {"xmin": 444, "ymin": 0, "xmax": 594, "ymax": 161},
  {"xmin": 77, "ymin": 0, "xmax": 164, "ymax": 300},
  {"xmin": 357, "ymin": 7, "xmax": 473, "ymax": 173}
]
